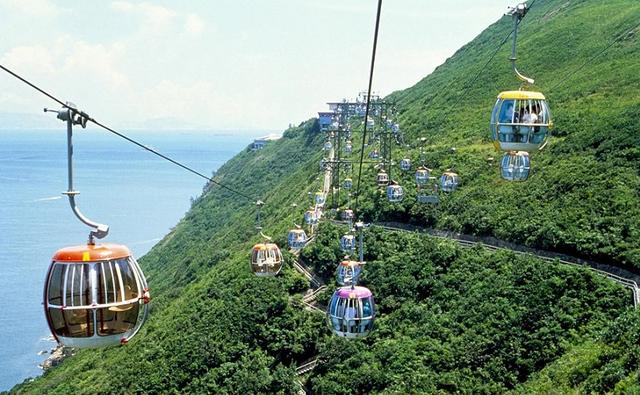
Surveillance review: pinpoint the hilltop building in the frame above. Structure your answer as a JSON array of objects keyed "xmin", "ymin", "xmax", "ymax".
[
  {"xmin": 252, "ymin": 134, "xmax": 281, "ymax": 150},
  {"xmin": 317, "ymin": 111, "xmax": 335, "ymax": 131}
]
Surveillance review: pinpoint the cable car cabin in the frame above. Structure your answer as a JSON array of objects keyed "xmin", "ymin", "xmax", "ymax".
[
  {"xmin": 386, "ymin": 183, "xmax": 404, "ymax": 202},
  {"xmin": 490, "ymin": 91, "xmax": 552, "ymax": 152},
  {"xmin": 324, "ymin": 141, "xmax": 332, "ymax": 151},
  {"xmin": 44, "ymin": 243, "xmax": 149, "ymax": 348},
  {"xmin": 336, "ymin": 259, "xmax": 362, "ymax": 286},
  {"xmin": 251, "ymin": 243, "xmax": 283, "ymax": 277},
  {"xmin": 344, "ymin": 141, "xmax": 353, "ymax": 154},
  {"xmin": 501, "ymin": 151, "xmax": 530, "ymax": 181},
  {"xmin": 343, "ymin": 178, "xmax": 353, "ymax": 190},
  {"xmin": 340, "ymin": 234, "xmax": 356, "ymax": 253},
  {"xmin": 400, "ymin": 159, "xmax": 411, "ymax": 171},
  {"xmin": 319, "ymin": 159, "xmax": 327, "ymax": 171},
  {"xmin": 314, "ymin": 192, "xmax": 326, "ymax": 206},
  {"xmin": 327, "ymin": 286, "xmax": 375, "ymax": 338},
  {"xmin": 376, "ymin": 171, "xmax": 389, "ymax": 186},
  {"xmin": 287, "ymin": 228, "xmax": 308, "ymax": 250},
  {"xmin": 341, "ymin": 209, "xmax": 354, "ymax": 221},
  {"xmin": 440, "ymin": 172, "xmax": 459, "ymax": 192},
  {"xmin": 369, "ymin": 150, "xmax": 380, "ymax": 160},
  {"xmin": 366, "ymin": 116, "xmax": 375, "ymax": 128},
  {"xmin": 417, "ymin": 188, "xmax": 439, "ymax": 204},
  {"xmin": 415, "ymin": 167, "xmax": 431, "ymax": 186},
  {"xmin": 304, "ymin": 209, "xmax": 320, "ymax": 225}
]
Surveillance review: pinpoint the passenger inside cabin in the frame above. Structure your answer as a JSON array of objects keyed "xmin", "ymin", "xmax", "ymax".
[
  {"xmin": 345, "ymin": 304, "xmax": 357, "ymax": 332},
  {"xmin": 498, "ymin": 100, "xmax": 516, "ymax": 142},
  {"xmin": 531, "ymin": 102, "xmax": 547, "ymax": 143},
  {"xmin": 362, "ymin": 298, "xmax": 372, "ymax": 317}
]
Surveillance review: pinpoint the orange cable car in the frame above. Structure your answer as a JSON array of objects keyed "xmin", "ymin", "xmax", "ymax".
[
  {"xmin": 44, "ymin": 243, "xmax": 149, "ymax": 347},
  {"xmin": 44, "ymin": 105, "xmax": 150, "ymax": 347}
]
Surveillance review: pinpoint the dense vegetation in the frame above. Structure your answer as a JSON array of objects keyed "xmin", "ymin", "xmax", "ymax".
[
  {"xmin": 303, "ymin": 223, "xmax": 630, "ymax": 393},
  {"xmin": 513, "ymin": 309, "xmax": 640, "ymax": 394},
  {"xmin": 9, "ymin": 0, "xmax": 640, "ymax": 393}
]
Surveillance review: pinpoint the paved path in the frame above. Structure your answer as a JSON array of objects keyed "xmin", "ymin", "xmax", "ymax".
[{"xmin": 374, "ymin": 221, "xmax": 640, "ymax": 308}]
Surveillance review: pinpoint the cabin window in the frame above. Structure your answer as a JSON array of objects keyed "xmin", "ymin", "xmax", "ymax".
[
  {"xmin": 48, "ymin": 307, "xmax": 94, "ymax": 338},
  {"xmin": 97, "ymin": 305, "xmax": 139, "ymax": 336}
]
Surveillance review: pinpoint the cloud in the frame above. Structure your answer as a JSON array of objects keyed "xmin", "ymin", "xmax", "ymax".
[
  {"xmin": 111, "ymin": 1, "xmax": 177, "ymax": 34},
  {"xmin": 0, "ymin": 37, "xmax": 129, "ymax": 89},
  {"xmin": 185, "ymin": 14, "xmax": 205, "ymax": 36},
  {"xmin": 140, "ymin": 79, "xmax": 217, "ymax": 121},
  {"xmin": 0, "ymin": 0, "xmax": 64, "ymax": 18},
  {"xmin": 302, "ymin": 2, "xmax": 367, "ymax": 14},
  {"xmin": 60, "ymin": 40, "xmax": 129, "ymax": 89},
  {"xmin": 0, "ymin": 45, "xmax": 55, "ymax": 74},
  {"xmin": 0, "ymin": 38, "xmax": 130, "ymax": 116}
]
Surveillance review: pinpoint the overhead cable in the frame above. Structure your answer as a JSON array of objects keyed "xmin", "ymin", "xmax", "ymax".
[
  {"xmin": 0, "ymin": 63, "xmax": 256, "ymax": 202},
  {"xmin": 354, "ymin": 0, "xmax": 383, "ymax": 219}
]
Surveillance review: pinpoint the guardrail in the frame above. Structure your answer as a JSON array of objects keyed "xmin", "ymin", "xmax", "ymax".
[
  {"xmin": 300, "ymin": 299, "xmax": 325, "ymax": 313},
  {"xmin": 375, "ymin": 223, "xmax": 639, "ymax": 309},
  {"xmin": 303, "ymin": 285, "xmax": 327, "ymax": 303},
  {"xmin": 296, "ymin": 358, "xmax": 319, "ymax": 376},
  {"xmin": 293, "ymin": 259, "xmax": 323, "ymax": 288}
]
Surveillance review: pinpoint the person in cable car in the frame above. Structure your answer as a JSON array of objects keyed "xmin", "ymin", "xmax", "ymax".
[
  {"xmin": 492, "ymin": 93, "xmax": 551, "ymax": 151},
  {"xmin": 327, "ymin": 286, "xmax": 375, "ymax": 338},
  {"xmin": 499, "ymin": 100, "xmax": 516, "ymax": 142},
  {"xmin": 531, "ymin": 103, "xmax": 545, "ymax": 143}
]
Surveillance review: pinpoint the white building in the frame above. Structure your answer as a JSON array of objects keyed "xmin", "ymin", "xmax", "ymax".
[{"xmin": 252, "ymin": 134, "xmax": 281, "ymax": 150}]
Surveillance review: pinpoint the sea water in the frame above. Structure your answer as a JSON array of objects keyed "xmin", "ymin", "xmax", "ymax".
[{"xmin": 0, "ymin": 129, "xmax": 254, "ymax": 391}]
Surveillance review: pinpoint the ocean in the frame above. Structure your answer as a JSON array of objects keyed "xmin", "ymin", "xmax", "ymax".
[{"xmin": 0, "ymin": 129, "xmax": 255, "ymax": 391}]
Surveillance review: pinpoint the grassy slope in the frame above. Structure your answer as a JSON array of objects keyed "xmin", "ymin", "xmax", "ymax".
[
  {"xmin": 380, "ymin": 0, "xmax": 640, "ymax": 270},
  {"xmin": 9, "ymin": 0, "xmax": 640, "ymax": 393}
]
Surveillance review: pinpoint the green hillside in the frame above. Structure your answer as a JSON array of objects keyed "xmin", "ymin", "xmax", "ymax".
[
  {"xmin": 9, "ymin": 0, "xmax": 640, "ymax": 393},
  {"xmin": 383, "ymin": 0, "xmax": 640, "ymax": 270}
]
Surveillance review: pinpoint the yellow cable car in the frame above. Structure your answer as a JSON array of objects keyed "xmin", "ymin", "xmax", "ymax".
[
  {"xmin": 490, "ymin": 3, "xmax": 553, "ymax": 155},
  {"xmin": 490, "ymin": 91, "xmax": 552, "ymax": 152}
]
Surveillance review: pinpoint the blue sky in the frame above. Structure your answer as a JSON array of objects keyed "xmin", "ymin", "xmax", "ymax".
[{"xmin": 0, "ymin": 0, "xmax": 512, "ymax": 131}]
